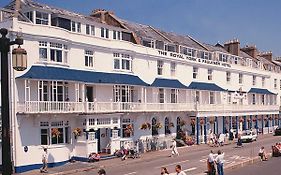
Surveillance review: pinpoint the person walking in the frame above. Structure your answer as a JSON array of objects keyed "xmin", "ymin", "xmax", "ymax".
[
  {"xmin": 40, "ymin": 148, "xmax": 48, "ymax": 173},
  {"xmin": 215, "ymin": 150, "xmax": 225, "ymax": 175},
  {"xmin": 207, "ymin": 150, "xmax": 217, "ymax": 175},
  {"xmin": 161, "ymin": 167, "xmax": 169, "ymax": 175},
  {"xmin": 258, "ymin": 146, "xmax": 268, "ymax": 161},
  {"xmin": 171, "ymin": 139, "xmax": 179, "ymax": 157},
  {"xmin": 175, "ymin": 165, "xmax": 186, "ymax": 175}
]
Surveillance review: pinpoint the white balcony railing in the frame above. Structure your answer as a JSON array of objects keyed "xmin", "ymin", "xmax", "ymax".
[{"xmin": 17, "ymin": 101, "xmax": 280, "ymax": 114}]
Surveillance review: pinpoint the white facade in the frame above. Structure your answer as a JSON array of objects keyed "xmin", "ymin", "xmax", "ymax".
[{"xmin": 1, "ymin": 0, "xmax": 281, "ymax": 173}]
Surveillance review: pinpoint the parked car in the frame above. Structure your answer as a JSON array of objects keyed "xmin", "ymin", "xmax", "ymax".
[
  {"xmin": 274, "ymin": 127, "xmax": 281, "ymax": 136},
  {"xmin": 240, "ymin": 130, "xmax": 257, "ymax": 142}
]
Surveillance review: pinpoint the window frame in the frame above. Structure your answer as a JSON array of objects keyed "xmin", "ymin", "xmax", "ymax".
[{"xmin": 157, "ymin": 60, "xmax": 164, "ymax": 75}]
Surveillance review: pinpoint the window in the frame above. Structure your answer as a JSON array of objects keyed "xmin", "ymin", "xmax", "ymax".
[
  {"xmin": 86, "ymin": 24, "xmax": 90, "ymax": 35},
  {"xmin": 113, "ymin": 85, "xmax": 134, "ymax": 103},
  {"xmin": 85, "ymin": 50, "xmax": 94, "ymax": 67},
  {"xmin": 36, "ymin": 11, "xmax": 48, "ymax": 25},
  {"xmin": 193, "ymin": 67, "xmax": 198, "ymax": 79},
  {"xmin": 170, "ymin": 62, "xmax": 176, "ymax": 77},
  {"xmin": 90, "ymin": 25, "xmax": 95, "ymax": 35},
  {"xmin": 165, "ymin": 44, "xmax": 176, "ymax": 52},
  {"xmin": 164, "ymin": 117, "xmax": 170, "ymax": 135},
  {"xmin": 113, "ymin": 30, "xmax": 121, "ymax": 40},
  {"xmin": 39, "ymin": 41, "xmax": 47, "ymax": 61},
  {"xmin": 280, "ymin": 80, "xmax": 281, "ymax": 90},
  {"xmin": 142, "ymin": 39, "xmax": 154, "ymax": 48},
  {"xmin": 77, "ymin": 22, "xmax": 81, "ymax": 33},
  {"xmin": 180, "ymin": 46, "xmax": 196, "ymax": 57},
  {"xmin": 50, "ymin": 42, "xmax": 63, "ymax": 62},
  {"xmin": 239, "ymin": 73, "xmax": 243, "ymax": 84},
  {"xmin": 40, "ymin": 121, "xmax": 70, "ymax": 145},
  {"xmin": 226, "ymin": 72, "xmax": 231, "ymax": 83},
  {"xmin": 234, "ymin": 57, "xmax": 238, "ymax": 64},
  {"xmin": 159, "ymin": 88, "xmax": 164, "ymax": 103},
  {"xmin": 157, "ymin": 60, "xmax": 164, "ymax": 75},
  {"xmin": 209, "ymin": 92, "xmax": 214, "ymax": 104},
  {"xmin": 252, "ymin": 94, "xmax": 256, "ymax": 105},
  {"xmin": 113, "ymin": 53, "xmax": 132, "ymax": 71},
  {"xmin": 156, "ymin": 40, "xmax": 164, "ymax": 50},
  {"xmin": 195, "ymin": 91, "xmax": 200, "ymax": 103},
  {"xmin": 208, "ymin": 69, "xmax": 213, "ymax": 81},
  {"xmin": 122, "ymin": 119, "xmax": 133, "ymax": 138},
  {"xmin": 274, "ymin": 79, "xmax": 277, "ymax": 89},
  {"xmin": 262, "ymin": 77, "xmax": 265, "ymax": 87},
  {"xmin": 261, "ymin": 95, "xmax": 265, "ymax": 105},
  {"xmin": 39, "ymin": 81, "xmax": 69, "ymax": 102},
  {"xmin": 171, "ymin": 89, "xmax": 178, "ymax": 103},
  {"xmin": 252, "ymin": 75, "xmax": 256, "ymax": 86},
  {"xmin": 227, "ymin": 92, "xmax": 231, "ymax": 104},
  {"xmin": 101, "ymin": 27, "xmax": 109, "ymax": 38},
  {"xmin": 71, "ymin": 21, "xmax": 76, "ymax": 32},
  {"xmin": 25, "ymin": 11, "xmax": 33, "ymax": 22}
]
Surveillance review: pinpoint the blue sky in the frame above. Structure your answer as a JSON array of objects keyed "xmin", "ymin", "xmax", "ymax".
[{"xmin": 1, "ymin": 0, "xmax": 281, "ymax": 55}]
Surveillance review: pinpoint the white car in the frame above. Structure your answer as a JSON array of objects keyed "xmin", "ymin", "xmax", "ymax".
[{"xmin": 240, "ymin": 130, "xmax": 257, "ymax": 142}]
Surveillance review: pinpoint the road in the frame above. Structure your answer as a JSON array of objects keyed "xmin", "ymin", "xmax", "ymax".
[
  {"xmin": 73, "ymin": 134, "xmax": 281, "ymax": 175},
  {"xmin": 227, "ymin": 157, "xmax": 281, "ymax": 175}
]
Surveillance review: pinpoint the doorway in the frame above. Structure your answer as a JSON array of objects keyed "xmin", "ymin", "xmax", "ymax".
[{"xmin": 86, "ymin": 86, "xmax": 94, "ymax": 102}]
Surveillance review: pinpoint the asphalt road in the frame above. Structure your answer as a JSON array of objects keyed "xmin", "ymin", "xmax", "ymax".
[
  {"xmin": 227, "ymin": 157, "xmax": 281, "ymax": 175},
  {"xmin": 73, "ymin": 134, "xmax": 281, "ymax": 175}
]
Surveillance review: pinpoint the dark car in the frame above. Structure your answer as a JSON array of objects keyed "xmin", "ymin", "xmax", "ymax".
[{"xmin": 274, "ymin": 127, "xmax": 281, "ymax": 136}]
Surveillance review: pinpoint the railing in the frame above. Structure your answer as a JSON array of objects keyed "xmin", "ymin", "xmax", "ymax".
[{"xmin": 17, "ymin": 101, "xmax": 280, "ymax": 114}]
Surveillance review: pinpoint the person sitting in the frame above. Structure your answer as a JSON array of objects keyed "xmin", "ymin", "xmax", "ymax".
[
  {"xmin": 88, "ymin": 152, "xmax": 100, "ymax": 162},
  {"xmin": 258, "ymin": 146, "xmax": 268, "ymax": 161}
]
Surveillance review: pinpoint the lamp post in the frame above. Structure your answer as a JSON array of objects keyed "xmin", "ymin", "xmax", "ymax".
[{"xmin": 0, "ymin": 28, "xmax": 27, "ymax": 175}]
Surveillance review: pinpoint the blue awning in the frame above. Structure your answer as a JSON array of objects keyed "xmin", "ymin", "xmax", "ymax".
[
  {"xmin": 248, "ymin": 88, "xmax": 276, "ymax": 95},
  {"xmin": 150, "ymin": 78, "xmax": 187, "ymax": 89},
  {"xmin": 17, "ymin": 66, "xmax": 148, "ymax": 86},
  {"xmin": 187, "ymin": 82, "xmax": 226, "ymax": 91}
]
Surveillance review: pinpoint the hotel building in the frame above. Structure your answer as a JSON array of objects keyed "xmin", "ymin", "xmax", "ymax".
[{"xmin": 0, "ymin": 0, "xmax": 281, "ymax": 172}]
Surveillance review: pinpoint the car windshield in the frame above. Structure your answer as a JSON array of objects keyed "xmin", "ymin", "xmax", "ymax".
[{"xmin": 242, "ymin": 131, "xmax": 251, "ymax": 136}]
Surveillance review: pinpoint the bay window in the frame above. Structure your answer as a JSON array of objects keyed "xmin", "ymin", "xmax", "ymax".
[{"xmin": 40, "ymin": 121, "xmax": 70, "ymax": 145}]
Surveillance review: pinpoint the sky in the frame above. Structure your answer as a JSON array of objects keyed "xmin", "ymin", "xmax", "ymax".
[{"xmin": 1, "ymin": 0, "xmax": 281, "ymax": 56}]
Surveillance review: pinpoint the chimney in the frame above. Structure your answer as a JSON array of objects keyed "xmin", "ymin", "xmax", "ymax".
[
  {"xmin": 91, "ymin": 9, "xmax": 107, "ymax": 23},
  {"xmin": 241, "ymin": 45, "xmax": 258, "ymax": 58},
  {"xmin": 259, "ymin": 51, "xmax": 272, "ymax": 61},
  {"xmin": 224, "ymin": 39, "xmax": 240, "ymax": 56}
]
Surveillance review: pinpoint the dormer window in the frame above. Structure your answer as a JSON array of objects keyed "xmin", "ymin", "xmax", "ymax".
[
  {"xmin": 71, "ymin": 21, "xmax": 81, "ymax": 33},
  {"xmin": 165, "ymin": 44, "xmax": 176, "ymax": 52},
  {"xmin": 25, "ymin": 11, "xmax": 33, "ymax": 22},
  {"xmin": 113, "ymin": 30, "xmax": 121, "ymax": 40},
  {"xmin": 36, "ymin": 11, "xmax": 49, "ymax": 25},
  {"xmin": 142, "ymin": 39, "xmax": 155, "ymax": 48}
]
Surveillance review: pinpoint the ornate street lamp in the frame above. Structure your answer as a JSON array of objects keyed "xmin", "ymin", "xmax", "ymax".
[{"xmin": 0, "ymin": 28, "xmax": 27, "ymax": 175}]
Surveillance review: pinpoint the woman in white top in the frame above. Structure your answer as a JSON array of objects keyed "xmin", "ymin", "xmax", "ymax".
[{"xmin": 171, "ymin": 140, "xmax": 179, "ymax": 157}]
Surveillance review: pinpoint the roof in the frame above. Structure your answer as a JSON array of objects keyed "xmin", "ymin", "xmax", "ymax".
[
  {"xmin": 150, "ymin": 78, "xmax": 187, "ymax": 89},
  {"xmin": 248, "ymin": 88, "xmax": 276, "ymax": 95},
  {"xmin": 187, "ymin": 82, "xmax": 226, "ymax": 91},
  {"xmin": 18, "ymin": 66, "xmax": 148, "ymax": 86},
  {"xmin": 203, "ymin": 43, "xmax": 229, "ymax": 54}
]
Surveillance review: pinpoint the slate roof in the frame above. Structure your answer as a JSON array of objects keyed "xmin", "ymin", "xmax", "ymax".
[{"xmin": 150, "ymin": 78, "xmax": 188, "ymax": 89}]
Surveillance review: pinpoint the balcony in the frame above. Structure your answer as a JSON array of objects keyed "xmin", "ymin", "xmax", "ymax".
[{"xmin": 17, "ymin": 101, "xmax": 280, "ymax": 114}]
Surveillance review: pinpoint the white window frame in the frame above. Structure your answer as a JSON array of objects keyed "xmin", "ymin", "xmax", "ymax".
[
  {"xmin": 85, "ymin": 50, "xmax": 94, "ymax": 67},
  {"xmin": 171, "ymin": 89, "xmax": 178, "ymax": 103},
  {"xmin": 274, "ymin": 79, "xmax": 277, "ymax": 89},
  {"xmin": 157, "ymin": 60, "xmax": 164, "ymax": 75},
  {"xmin": 252, "ymin": 75, "xmax": 256, "ymax": 86},
  {"xmin": 262, "ymin": 77, "xmax": 265, "ymax": 87},
  {"xmin": 226, "ymin": 72, "xmax": 231, "ymax": 83},
  {"xmin": 101, "ymin": 27, "xmax": 109, "ymax": 38},
  {"xmin": 159, "ymin": 88, "xmax": 165, "ymax": 103},
  {"xmin": 170, "ymin": 62, "xmax": 176, "ymax": 77},
  {"xmin": 208, "ymin": 69, "xmax": 213, "ymax": 81},
  {"xmin": 209, "ymin": 92, "xmax": 215, "ymax": 104},
  {"xmin": 113, "ymin": 53, "xmax": 132, "ymax": 71},
  {"xmin": 193, "ymin": 67, "xmax": 198, "ymax": 79},
  {"xmin": 239, "ymin": 73, "xmax": 243, "ymax": 84},
  {"xmin": 36, "ymin": 11, "xmax": 49, "ymax": 25}
]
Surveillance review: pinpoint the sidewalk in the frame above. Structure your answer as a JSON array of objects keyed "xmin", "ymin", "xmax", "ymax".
[{"xmin": 17, "ymin": 134, "xmax": 274, "ymax": 175}]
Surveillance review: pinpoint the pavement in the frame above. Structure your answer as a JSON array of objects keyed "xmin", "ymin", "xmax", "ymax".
[{"xmin": 17, "ymin": 134, "xmax": 281, "ymax": 175}]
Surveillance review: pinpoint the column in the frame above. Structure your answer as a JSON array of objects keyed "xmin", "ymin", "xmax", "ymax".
[
  {"xmin": 196, "ymin": 117, "xmax": 200, "ymax": 145},
  {"xmin": 236, "ymin": 116, "xmax": 239, "ymax": 137},
  {"xmin": 229, "ymin": 116, "xmax": 232, "ymax": 133},
  {"xmin": 255, "ymin": 115, "xmax": 258, "ymax": 130},
  {"xmin": 272, "ymin": 114, "xmax": 275, "ymax": 126},
  {"xmin": 243, "ymin": 116, "xmax": 247, "ymax": 130},
  {"xmin": 222, "ymin": 116, "xmax": 225, "ymax": 134},
  {"xmin": 279, "ymin": 114, "xmax": 281, "ymax": 127},
  {"xmin": 204, "ymin": 117, "xmax": 207, "ymax": 144},
  {"xmin": 267, "ymin": 115, "xmax": 270, "ymax": 133},
  {"xmin": 215, "ymin": 116, "xmax": 218, "ymax": 134},
  {"xmin": 261, "ymin": 115, "xmax": 264, "ymax": 134},
  {"xmin": 250, "ymin": 115, "xmax": 252, "ymax": 129}
]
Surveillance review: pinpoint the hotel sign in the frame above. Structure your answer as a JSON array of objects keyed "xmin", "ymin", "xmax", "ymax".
[{"xmin": 158, "ymin": 50, "xmax": 231, "ymax": 68}]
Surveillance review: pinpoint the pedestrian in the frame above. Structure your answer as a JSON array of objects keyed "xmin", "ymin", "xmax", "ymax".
[
  {"xmin": 175, "ymin": 165, "xmax": 186, "ymax": 175},
  {"xmin": 215, "ymin": 150, "xmax": 224, "ymax": 175},
  {"xmin": 236, "ymin": 134, "xmax": 243, "ymax": 147},
  {"xmin": 40, "ymin": 148, "xmax": 48, "ymax": 173},
  {"xmin": 98, "ymin": 168, "xmax": 106, "ymax": 175},
  {"xmin": 207, "ymin": 150, "xmax": 217, "ymax": 175},
  {"xmin": 258, "ymin": 146, "xmax": 268, "ymax": 161},
  {"xmin": 170, "ymin": 139, "xmax": 179, "ymax": 157},
  {"xmin": 161, "ymin": 167, "xmax": 169, "ymax": 175}
]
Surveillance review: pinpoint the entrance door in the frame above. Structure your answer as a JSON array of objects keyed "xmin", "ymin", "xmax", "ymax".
[{"xmin": 86, "ymin": 86, "xmax": 93, "ymax": 102}]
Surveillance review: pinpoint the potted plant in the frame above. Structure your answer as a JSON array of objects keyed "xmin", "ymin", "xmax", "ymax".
[
  {"xmin": 190, "ymin": 119, "xmax": 195, "ymax": 126},
  {"xmin": 209, "ymin": 117, "xmax": 215, "ymax": 124},
  {"xmin": 124, "ymin": 124, "xmax": 133, "ymax": 134},
  {"xmin": 253, "ymin": 117, "xmax": 257, "ymax": 122},
  {"xmin": 140, "ymin": 122, "xmax": 151, "ymax": 130},
  {"xmin": 73, "ymin": 128, "xmax": 82, "ymax": 139},
  {"xmin": 200, "ymin": 119, "xmax": 205, "ymax": 125},
  {"xmin": 180, "ymin": 120, "xmax": 186, "ymax": 127},
  {"xmin": 169, "ymin": 122, "xmax": 174, "ymax": 128},
  {"xmin": 156, "ymin": 122, "xmax": 163, "ymax": 129},
  {"xmin": 239, "ymin": 117, "xmax": 244, "ymax": 123},
  {"xmin": 51, "ymin": 128, "xmax": 61, "ymax": 138}
]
